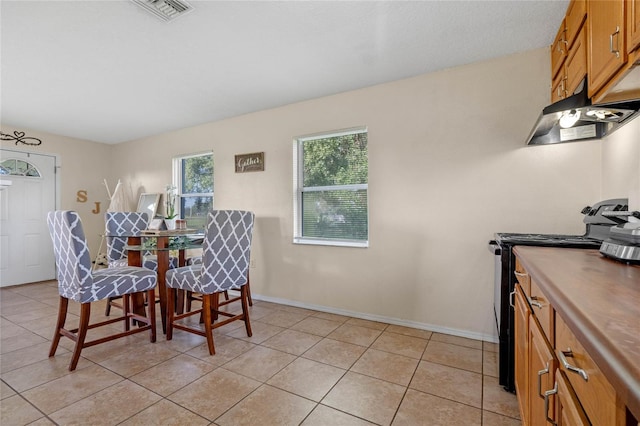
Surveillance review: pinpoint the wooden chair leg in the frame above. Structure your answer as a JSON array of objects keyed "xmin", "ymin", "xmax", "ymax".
[
  {"xmin": 69, "ymin": 303, "xmax": 91, "ymax": 371},
  {"xmin": 105, "ymin": 296, "xmax": 112, "ymax": 316},
  {"xmin": 176, "ymin": 290, "xmax": 185, "ymax": 315},
  {"xmin": 202, "ymin": 294, "xmax": 215, "ymax": 355},
  {"xmin": 49, "ymin": 296, "xmax": 68, "ymax": 357},
  {"xmin": 186, "ymin": 291, "xmax": 192, "ymax": 312},
  {"xmin": 123, "ymin": 294, "xmax": 131, "ymax": 331},
  {"xmin": 212, "ymin": 292, "xmax": 220, "ymax": 321},
  {"xmin": 147, "ymin": 289, "xmax": 156, "ymax": 343},
  {"xmin": 246, "ymin": 274, "xmax": 253, "ymax": 306},
  {"xmin": 166, "ymin": 287, "xmax": 175, "ymax": 341},
  {"xmin": 241, "ymin": 285, "xmax": 252, "ymax": 337}
]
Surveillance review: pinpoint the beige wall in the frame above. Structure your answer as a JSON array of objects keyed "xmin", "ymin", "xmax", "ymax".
[
  {"xmin": 8, "ymin": 47, "xmax": 630, "ymax": 341},
  {"xmin": 601, "ymin": 118, "xmax": 640, "ymax": 210},
  {"xmin": 0, "ymin": 127, "xmax": 114, "ymax": 255},
  {"xmin": 110, "ymin": 47, "xmax": 602, "ymax": 341}
]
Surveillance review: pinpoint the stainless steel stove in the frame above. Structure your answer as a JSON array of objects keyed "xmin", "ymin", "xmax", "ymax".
[{"xmin": 488, "ymin": 198, "xmax": 628, "ymax": 392}]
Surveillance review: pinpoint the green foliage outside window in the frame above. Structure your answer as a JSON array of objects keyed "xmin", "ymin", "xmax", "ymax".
[
  {"xmin": 179, "ymin": 154, "xmax": 213, "ymax": 231},
  {"xmin": 301, "ymin": 131, "xmax": 368, "ymax": 242}
]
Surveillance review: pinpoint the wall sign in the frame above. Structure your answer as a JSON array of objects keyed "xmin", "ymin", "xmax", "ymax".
[
  {"xmin": 1, "ymin": 131, "xmax": 43, "ymax": 146},
  {"xmin": 235, "ymin": 152, "xmax": 264, "ymax": 173},
  {"xmin": 76, "ymin": 190, "xmax": 101, "ymax": 214}
]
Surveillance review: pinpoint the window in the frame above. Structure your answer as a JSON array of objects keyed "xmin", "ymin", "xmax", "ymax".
[
  {"xmin": 173, "ymin": 152, "xmax": 213, "ymax": 232},
  {"xmin": 0, "ymin": 158, "xmax": 41, "ymax": 177},
  {"xmin": 294, "ymin": 127, "xmax": 368, "ymax": 247}
]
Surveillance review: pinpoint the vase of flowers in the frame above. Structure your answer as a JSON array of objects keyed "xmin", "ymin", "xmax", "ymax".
[{"xmin": 164, "ymin": 184, "xmax": 178, "ymax": 230}]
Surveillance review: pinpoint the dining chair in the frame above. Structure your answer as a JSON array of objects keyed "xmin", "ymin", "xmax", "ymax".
[
  {"xmin": 184, "ymin": 248, "xmax": 252, "ymax": 311},
  {"xmin": 104, "ymin": 211, "xmax": 177, "ymax": 315},
  {"xmin": 165, "ymin": 210, "xmax": 254, "ymax": 355},
  {"xmin": 46, "ymin": 210, "xmax": 157, "ymax": 371}
]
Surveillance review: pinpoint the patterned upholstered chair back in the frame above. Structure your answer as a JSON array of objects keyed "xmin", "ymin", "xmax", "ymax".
[
  {"xmin": 105, "ymin": 212, "xmax": 149, "ymax": 265},
  {"xmin": 200, "ymin": 210, "xmax": 255, "ymax": 294},
  {"xmin": 47, "ymin": 211, "xmax": 95, "ymax": 302}
]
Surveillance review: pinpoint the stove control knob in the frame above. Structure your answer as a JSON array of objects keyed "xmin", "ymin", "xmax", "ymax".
[{"xmin": 581, "ymin": 206, "xmax": 592, "ymax": 215}]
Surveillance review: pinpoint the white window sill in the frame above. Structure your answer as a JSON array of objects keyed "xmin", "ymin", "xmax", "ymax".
[{"xmin": 293, "ymin": 237, "xmax": 369, "ymax": 248}]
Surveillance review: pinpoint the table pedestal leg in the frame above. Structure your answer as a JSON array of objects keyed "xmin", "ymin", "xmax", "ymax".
[{"xmin": 156, "ymin": 236, "xmax": 169, "ymax": 334}]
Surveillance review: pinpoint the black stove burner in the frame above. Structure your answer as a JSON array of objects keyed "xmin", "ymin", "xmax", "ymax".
[{"xmin": 495, "ymin": 232, "xmax": 602, "ymax": 248}]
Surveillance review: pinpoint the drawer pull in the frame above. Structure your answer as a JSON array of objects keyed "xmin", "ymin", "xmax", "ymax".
[
  {"xmin": 609, "ymin": 26, "xmax": 620, "ymax": 58},
  {"xmin": 529, "ymin": 295, "xmax": 543, "ymax": 309},
  {"xmin": 558, "ymin": 348, "xmax": 589, "ymax": 381},
  {"xmin": 537, "ymin": 361, "xmax": 550, "ymax": 399},
  {"xmin": 543, "ymin": 382, "xmax": 558, "ymax": 426}
]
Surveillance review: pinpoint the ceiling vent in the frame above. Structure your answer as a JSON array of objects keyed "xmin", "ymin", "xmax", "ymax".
[{"xmin": 131, "ymin": 0, "xmax": 194, "ymax": 22}]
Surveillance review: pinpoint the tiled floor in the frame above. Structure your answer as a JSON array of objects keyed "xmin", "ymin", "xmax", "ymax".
[{"xmin": 1, "ymin": 281, "xmax": 521, "ymax": 425}]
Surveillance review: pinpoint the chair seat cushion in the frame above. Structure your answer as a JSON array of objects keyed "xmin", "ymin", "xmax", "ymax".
[
  {"xmin": 86, "ymin": 267, "xmax": 157, "ymax": 303},
  {"xmin": 166, "ymin": 265, "xmax": 204, "ymax": 293},
  {"xmin": 166, "ymin": 264, "xmax": 244, "ymax": 295}
]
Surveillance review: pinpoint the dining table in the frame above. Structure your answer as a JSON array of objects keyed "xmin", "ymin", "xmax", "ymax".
[{"xmin": 125, "ymin": 228, "xmax": 202, "ymax": 334}]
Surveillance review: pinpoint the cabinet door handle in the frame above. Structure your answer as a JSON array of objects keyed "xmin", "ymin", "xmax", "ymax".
[
  {"xmin": 509, "ymin": 289, "xmax": 516, "ymax": 308},
  {"xmin": 530, "ymin": 295, "xmax": 543, "ymax": 309},
  {"xmin": 610, "ymin": 26, "xmax": 620, "ymax": 58},
  {"xmin": 543, "ymin": 382, "xmax": 558, "ymax": 426},
  {"xmin": 558, "ymin": 348, "xmax": 589, "ymax": 381},
  {"xmin": 537, "ymin": 361, "xmax": 550, "ymax": 399}
]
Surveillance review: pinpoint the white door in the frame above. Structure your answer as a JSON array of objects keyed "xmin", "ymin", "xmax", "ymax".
[{"xmin": 0, "ymin": 150, "xmax": 56, "ymax": 286}]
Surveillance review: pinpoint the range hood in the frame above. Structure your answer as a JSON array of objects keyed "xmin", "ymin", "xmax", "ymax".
[{"xmin": 526, "ymin": 80, "xmax": 640, "ymax": 145}]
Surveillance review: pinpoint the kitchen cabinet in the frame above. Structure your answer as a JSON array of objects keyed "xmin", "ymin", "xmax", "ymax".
[
  {"xmin": 628, "ymin": 0, "xmax": 640, "ymax": 52},
  {"xmin": 513, "ymin": 284, "xmax": 530, "ymax": 423},
  {"xmin": 529, "ymin": 318, "xmax": 557, "ymax": 426},
  {"xmin": 514, "ymin": 265, "xmax": 562, "ymax": 426},
  {"xmin": 549, "ymin": 0, "xmax": 640, "ymax": 103},
  {"xmin": 513, "ymin": 247, "xmax": 638, "ymax": 426},
  {"xmin": 564, "ymin": 26, "xmax": 588, "ymax": 98},
  {"xmin": 587, "ymin": 0, "xmax": 627, "ymax": 98},
  {"xmin": 566, "ymin": 0, "xmax": 587, "ymax": 48},
  {"xmin": 553, "ymin": 369, "xmax": 590, "ymax": 426},
  {"xmin": 550, "ymin": 1, "xmax": 587, "ymax": 102},
  {"xmin": 556, "ymin": 314, "xmax": 624, "ymax": 426},
  {"xmin": 551, "ymin": 18, "xmax": 568, "ymax": 82}
]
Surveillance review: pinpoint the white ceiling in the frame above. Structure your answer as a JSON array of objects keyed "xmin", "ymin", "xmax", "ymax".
[{"xmin": 1, "ymin": 0, "xmax": 568, "ymax": 144}]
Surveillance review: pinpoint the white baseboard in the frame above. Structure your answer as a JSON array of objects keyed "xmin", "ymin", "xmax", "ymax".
[{"xmin": 248, "ymin": 292, "xmax": 499, "ymax": 344}]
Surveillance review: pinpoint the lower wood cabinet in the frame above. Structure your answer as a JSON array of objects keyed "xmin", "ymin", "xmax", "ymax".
[
  {"xmin": 555, "ymin": 313, "xmax": 627, "ymax": 426},
  {"xmin": 513, "ymin": 255, "xmax": 633, "ymax": 426},
  {"xmin": 529, "ymin": 318, "xmax": 556, "ymax": 426},
  {"xmin": 554, "ymin": 369, "xmax": 590, "ymax": 426},
  {"xmin": 514, "ymin": 284, "xmax": 530, "ymax": 422}
]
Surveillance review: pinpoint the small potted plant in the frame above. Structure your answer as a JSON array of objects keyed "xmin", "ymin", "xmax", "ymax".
[{"xmin": 164, "ymin": 184, "xmax": 178, "ymax": 230}]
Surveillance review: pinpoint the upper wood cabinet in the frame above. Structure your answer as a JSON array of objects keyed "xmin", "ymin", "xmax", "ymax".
[
  {"xmin": 629, "ymin": 0, "xmax": 640, "ymax": 52},
  {"xmin": 587, "ymin": 0, "xmax": 627, "ymax": 98},
  {"xmin": 566, "ymin": 0, "xmax": 587, "ymax": 48},
  {"xmin": 550, "ymin": 0, "xmax": 587, "ymax": 102},
  {"xmin": 565, "ymin": 25, "xmax": 588, "ymax": 96},
  {"xmin": 551, "ymin": 18, "xmax": 568, "ymax": 79},
  {"xmin": 551, "ymin": 26, "xmax": 588, "ymax": 102}
]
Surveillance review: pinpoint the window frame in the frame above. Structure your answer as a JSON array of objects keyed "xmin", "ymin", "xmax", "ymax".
[
  {"xmin": 293, "ymin": 126, "xmax": 369, "ymax": 248},
  {"xmin": 172, "ymin": 151, "xmax": 214, "ymax": 228}
]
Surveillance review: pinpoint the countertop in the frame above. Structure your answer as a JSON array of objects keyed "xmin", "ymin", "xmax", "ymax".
[{"xmin": 513, "ymin": 246, "xmax": 640, "ymax": 421}]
